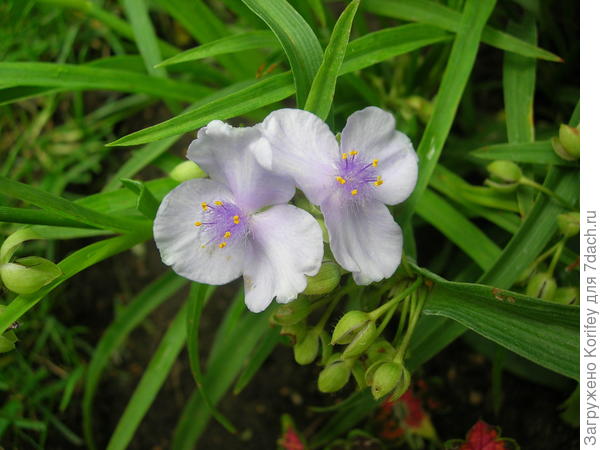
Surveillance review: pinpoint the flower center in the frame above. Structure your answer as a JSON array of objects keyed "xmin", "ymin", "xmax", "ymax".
[
  {"xmin": 334, "ymin": 150, "xmax": 383, "ymax": 199},
  {"xmin": 193, "ymin": 200, "xmax": 248, "ymax": 249}
]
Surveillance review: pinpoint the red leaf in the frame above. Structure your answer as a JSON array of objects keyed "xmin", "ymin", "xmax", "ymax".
[{"xmin": 460, "ymin": 420, "xmax": 507, "ymax": 450}]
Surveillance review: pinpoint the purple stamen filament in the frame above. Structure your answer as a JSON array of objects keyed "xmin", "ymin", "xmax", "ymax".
[
  {"xmin": 193, "ymin": 200, "xmax": 247, "ymax": 249},
  {"xmin": 335, "ymin": 151, "xmax": 383, "ymax": 198}
]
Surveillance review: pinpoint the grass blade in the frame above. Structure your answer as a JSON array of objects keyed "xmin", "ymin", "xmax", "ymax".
[
  {"xmin": 400, "ymin": 0, "xmax": 497, "ymax": 227},
  {"xmin": 185, "ymin": 283, "xmax": 236, "ymax": 433},
  {"xmin": 106, "ymin": 303, "xmax": 189, "ymax": 450},
  {"xmin": 362, "ymin": 0, "xmax": 561, "ymax": 61},
  {"xmin": 156, "ymin": 31, "xmax": 278, "ymax": 68},
  {"xmin": 0, "ymin": 207, "xmax": 93, "ymax": 228},
  {"xmin": 416, "ymin": 189, "xmax": 501, "ymax": 270},
  {"xmin": 304, "ymin": 0, "xmax": 359, "ymax": 119},
  {"xmin": 82, "ymin": 272, "xmax": 187, "ymax": 449},
  {"xmin": 471, "ymin": 141, "xmax": 573, "ymax": 165},
  {"xmin": 0, "ymin": 176, "xmax": 148, "ymax": 233},
  {"xmin": 240, "ymin": 0, "xmax": 323, "ymax": 106},
  {"xmin": 0, "ymin": 62, "xmax": 211, "ymax": 101}
]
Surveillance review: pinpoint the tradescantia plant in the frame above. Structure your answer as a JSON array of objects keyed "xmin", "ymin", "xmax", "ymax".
[{"xmin": 0, "ymin": 0, "xmax": 579, "ymax": 448}]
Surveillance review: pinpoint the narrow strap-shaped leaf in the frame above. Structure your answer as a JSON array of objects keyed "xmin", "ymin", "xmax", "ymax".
[
  {"xmin": 471, "ymin": 141, "xmax": 574, "ymax": 166},
  {"xmin": 0, "ymin": 176, "xmax": 148, "ymax": 233},
  {"xmin": 0, "ymin": 62, "xmax": 211, "ymax": 101},
  {"xmin": 362, "ymin": 0, "xmax": 561, "ymax": 61},
  {"xmin": 241, "ymin": 0, "xmax": 323, "ymax": 106},
  {"xmin": 304, "ymin": 0, "xmax": 360, "ymax": 119},
  {"xmin": 0, "ymin": 232, "xmax": 149, "ymax": 334},
  {"xmin": 106, "ymin": 303, "xmax": 189, "ymax": 450},
  {"xmin": 399, "ymin": 0, "xmax": 497, "ymax": 227},
  {"xmin": 416, "ymin": 189, "xmax": 501, "ymax": 270},
  {"xmin": 0, "ymin": 207, "xmax": 92, "ymax": 228},
  {"xmin": 82, "ymin": 272, "xmax": 187, "ymax": 450},
  {"xmin": 156, "ymin": 31, "xmax": 278, "ymax": 68},
  {"xmin": 185, "ymin": 283, "xmax": 236, "ymax": 433},
  {"xmin": 416, "ymin": 266, "xmax": 578, "ymax": 380}
]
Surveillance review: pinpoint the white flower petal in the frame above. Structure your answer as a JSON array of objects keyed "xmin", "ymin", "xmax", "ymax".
[
  {"xmin": 187, "ymin": 120, "xmax": 295, "ymax": 213},
  {"xmin": 321, "ymin": 194, "xmax": 403, "ymax": 284},
  {"xmin": 242, "ymin": 205, "xmax": 324, "ymax": 312},
  {"xmin": 153, "ymin": 178, "xmax": 244, "ymax": 285},
  {"xmin": 340, "ymin": 107, "xmax": 418, "ymax": 205},
  {"xmin": 260, "ymin": 109, "xmax": 339, "ymax": 205}
]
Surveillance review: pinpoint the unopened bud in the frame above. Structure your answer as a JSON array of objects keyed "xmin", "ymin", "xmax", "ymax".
[
  {"xmin": 559, "ymin": 124, "xmax": 580, "ymax": 159},
  {"xmin": 294, "ymin": 328, "xmax": 320, "ymax": 365},
  {"xmin": 526, "ymin": 272, "xmax": 557, "ymax": 300},
  {"xmin": 272, "ymin": 297, "xmax": 311, "ymax": 326},
  {"xmin": 487, "ymin": 160, "xmax": 522, "ymax": 184},
  {"xmin": 371, "ymin": 361, "xmax": 409, "ymax": 400},
  {"xmin": 303, "ymin": 261, "xmax": 340, "ymax": 296},
  {"xmin": 331, "ymin": 311, "xmax": 370, "ymax": 345},
  {"xmin": 169, "ymin": 160, "xmax": 207, "ymax": 182},
  {"xmin": 557, "ymin": 212, "xmax": 580, "ymax": 238},
  {"xmin": 318, "ymin": 354, "xmax": 352, "ymax": 393},
  {"xmin": 0, "ymin": 331, "xmax": 18, "ymax": 353},
  {"xmin": 553, "ymin": 287, "xmax": 579, "ymax": 305},
  {"xmin": 366, "ymin": 339, "xmax": 395, "ymax": 363},
  {"xmin": 1, "ymin": 256, "xmax": 62, "ymax": 294},
  {"xmin": 342, "ymin": 320, "xmax": 378, "ymax": 359}
]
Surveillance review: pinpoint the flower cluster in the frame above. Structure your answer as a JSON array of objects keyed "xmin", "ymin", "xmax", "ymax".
[{"xmin": 154, "ymin": 107, "xmax": 418, "ymax": 312}]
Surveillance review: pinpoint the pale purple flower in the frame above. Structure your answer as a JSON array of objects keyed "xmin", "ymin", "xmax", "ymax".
[
  {"xmin": 259, "ymin": 107, "xmax": 418, "ymax": 284},
  {"xmin": 153, "ymin": 121, "xmax": 324, "ymax": 312}
]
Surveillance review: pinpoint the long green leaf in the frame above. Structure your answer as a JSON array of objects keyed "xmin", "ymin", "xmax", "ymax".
[
  {"xmin": 241, "ymin": 0, "xmax": 323, "ymax": 106},
  {"xmin": 0, "ymin": 207, "xmax": 93, "ymax": 228},
  {"xmin": 471, "ymin": 141, "xmax": 574, "ymax": 166},
  {"xmin": 106, "ymin": 303, "xmax": 188, "ymax": 450},
  {"xmin": 185, "ymin": 283, "xmax": 236, "ymax": 433},
  {"xmin": 304, "ymin": 0, "xmax": 359, "ymax": 119},
  {"xmin": 416, "ymin": 189, "xmax": 501, "ymax": 270},
  {"xmin": 110, "ymin": 24, "xmax": 450, "ymax": 147},
  {"xmin": 0, "ymin": 62, "xmax": 211, "ymax": 101},
  {"xmin": 0, "ymin": 176, "xmax": 148, "ymax": 233},
  {"xmin": 362, "ymin": 0, "xmax": 561, "ymax": 61},
  {"xmin": 400, "ymin": 0, "xmax": 497, "ymax": 227},
  {"xmin": 83, "ymin": 272, "xmax": 187, "ymax": 450},
  {"xmin": 156, "ymin": 31, "xmax": 278, "ymax": 68},
  {"xmin": 416, "ymin": 266, "xmax": 578, "ymax": 380},
  {"xmin": 0, "ymin": 232, "xmax": 148, "ymax": 334},
  {"xmin": 108, "ymin": 73, "xmax": 295, "ymax": 146}
]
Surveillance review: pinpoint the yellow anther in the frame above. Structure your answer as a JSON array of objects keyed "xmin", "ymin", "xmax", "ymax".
[
  {"xmin": 219, "ymin": 242, "xmax": 227, "ymax": 248},
  {"xmin": 223, "ymin": 231, "xmax": 232, "ymax": 239},
  {"xmin": 349, "ymin": 150, "xmax": 358, "ymax": 156},
  {"xmin": 372, "ymin": 159, "xmax": 379, "ymax": 167},
  {"xmin": 351, "ymin": 189, "xmax": 358, "ymax": 196},
  {"xmin": 233, "ymin": 215, "xmax": 240, "ymax": 224},
  {"xmin": 194, "ymin": 221, "xmax": 202, "ymax": 227},
  {"xmin": 341, "ymin": 153, "xmax": 348, "ymax": 160},
  {"xmin": 201, "ymin": 202, "xmax": 208, "ymax": 211},
  {"xmin": 374, "ymin": 176, "xmax": 384, "ymax": 186},
  {"xmin": 336, "ymin": 176, "xmax": 347, "ymax": 185},
  {"xmin": 214, "ymin": 200, "xmax": 223, "ymax": 206}
]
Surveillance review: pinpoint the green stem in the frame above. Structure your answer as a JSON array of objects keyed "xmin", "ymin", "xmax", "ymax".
[
  {"xmin": 368, "ymin": 277, "xmax": 423, "ymax": 321},
  {"xmin": 547, "ymin": 238, "xmax": 566, "ymax": 276},
  {"xmin": 394, "ymin": 287, "xmax": 427, "ymax": 363},
  {"xmin": 520, "ymin": 177, "xmax": 570, "ymax": 207},
  {"xmin": 315, "ymin": 288, "xmax": 347, "ymax": 331},
  {"xmin": 392, "ymin": 294, "xmax": 411, "ymax": 347}
]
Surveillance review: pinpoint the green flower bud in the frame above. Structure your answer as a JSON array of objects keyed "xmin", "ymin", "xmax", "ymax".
[
  {"xmin": 303, "ymin": 261, "xmax": 341, "ymax": 296},
  {"xmin": 342, "ymin": 320, "xmax": 378, "ymax": 359},
  {"xmin": 487, "ymin": 160, "xmax": 522, "ymax": 184},
  {"xmin": 294, "ymin": 328, "xmax": 320, "ymax": 365},
  {"xmin": 388, "ymin": 367, "xmax": 412, "ymax": 402},
  {"xmin": 553, "ymin": 287, "xmax": 579, "ymax": 305},
  {"xmin": 366, "ymin": 339, "xmax": 395, "ymax": 364},
  {"xmin": 169, "ymin": 160, "xmax": 207, "ymax": 182},
  {"xmin": 365, "ymin": 359, "xmax": 387, "ymax": 386},
  {"xmin": 371, "ymin": 361, "xmax": 409, "ymax": 400},
  {"xmin": 0, "ymin": 331, "xmax": 18, "ymax": 353},
  {"xmin": 559, "ymin": 124, "xmax": 580, "ymax": 159},
  {"xmin": 318, "ymin": 355, "xmax": 352, "ymax": 393},
  {"xmin": 331, "ymin": 311, "xmax": 371, "ymax": 345},
  {"xmin": 1, "ymin": 256, "xmax": 62, "ymax": 294},
  {"xmin": 272, "ymin": 297, "xmax": 312, "ymax": 326},
  {"xmin": 557, "ymin": 212, "xmax": 580, "ymax": 238},
  {"xmin": 526, "ymin": 272, "xmax": 557, "ymax": 300}
]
